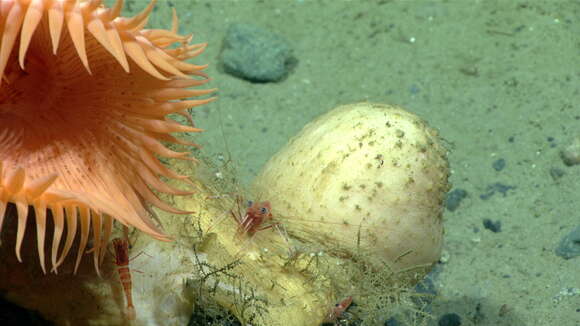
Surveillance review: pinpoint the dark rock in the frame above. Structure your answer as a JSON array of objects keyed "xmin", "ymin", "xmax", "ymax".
[
  {"xmin": 412, "ymin": 274, "xmax": 438, "ymax": 308},
  {"xmin": 555, "ymin": 225, "xmax": 580, "ymax": 259},
  {"xmin": 221, "ymin": 23, "xmax": 296, "ymax": 82},
  {"xmin": 438, "ymin": 313, "xmax": 462, "ymax": 326},
  {"xmin": 385, "ymin": 317, "xmax": 400, "ymax": 326},
  {"xmin": 445, "ymin": 188, "xmax": 467, "ymax": 211},
  {"xmin": 549, "ymin": 167, "xmax": 565, "ymax": 181},
  {"xmin": 492, "ymin": 158, "xmax": 506, "ymax": 171},
  {"xmin": 482, "ymin": 218, "xmax": 502, "ymax": 233},
  {"xmin": 560, "ymin": 137, "xmax": 580, "ymax": 166}
]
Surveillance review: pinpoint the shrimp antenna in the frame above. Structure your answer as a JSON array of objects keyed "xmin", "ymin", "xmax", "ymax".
[{"xmin": 216, "ymin": 103, "xmax": 235, "ymax": 171}]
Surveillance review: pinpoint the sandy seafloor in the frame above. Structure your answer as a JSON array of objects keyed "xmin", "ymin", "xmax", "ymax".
[{"xmin": 118, "ymin": 1, "xmax": 578, "ymax": 325}]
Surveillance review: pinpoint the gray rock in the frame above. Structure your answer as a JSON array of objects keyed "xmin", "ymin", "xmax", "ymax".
[
  {"xmin": 221, "ymin": 23, "xmax": 296, "ymax": 82},
  {"xmin": 445, "ymin": 188, "xmax": 467, "ymax": 212},
  {"xmin": 561, "ymin": 136, "xmax": 580, "ymax": 166},
  {"xmin": 555, "ymin": 225, "xmax": 580, "ymax": 259}
]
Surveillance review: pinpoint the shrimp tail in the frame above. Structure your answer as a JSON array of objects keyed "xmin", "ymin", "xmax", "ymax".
[{"xmin": 125, "ymin": 305, "xmax": 136, "ymax": 320}]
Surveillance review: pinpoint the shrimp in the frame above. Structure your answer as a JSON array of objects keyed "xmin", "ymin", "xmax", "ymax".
[
  {"xmin": 324, "ymin": 296, "xmax": 353, "ymax": 324},
  {"xmin": 112, "ymin": 235, "xmax": 136, "ymax": 320},
  {"xmin": 231, "ymin": 196, "xmax": 276, "ymax": 237}
]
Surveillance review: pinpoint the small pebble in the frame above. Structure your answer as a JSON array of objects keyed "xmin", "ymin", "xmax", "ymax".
[
  {"xmin": 549, "ymin": 167, "xmax": 565, "ymax": 181},
  {"xmin": 547, "ymin": 136, "xmax": 557, "ymax": 148},
  {"xmin": 221, "ymin": 23, "xmax": 296, "ymax": 82},
  {"xmin": 445, "ymin": 188, "xmax": 467, "ymax": 211},
  {"xmin": 438, "ymin": 313, "xmax": 462, "ymax": 326},
  {"xmin": 492, "ymin": 158, "xmax": 506, "ymax": 171},
  {"xmin": 555, "ymin": 225, "xmax": 580, "ymax": 259},
  {"xmin": 483, "ymin": 218, "xmax": 502, "ymax": 233},
  {"xmin": 439, "ymin": 250, "xmax": 450, "ymax": 263},
  {"xmin": 560, "ymin": 136, "xmax": 580, "ymax": 166}
]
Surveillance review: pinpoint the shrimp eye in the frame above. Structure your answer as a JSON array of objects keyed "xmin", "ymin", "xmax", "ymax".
[
  {"xmin": 259, "ymin": 207, "xmax": 269, "ymax": 214},
  {"xmin": 246, "ymin": 200, "xmax": 254, "ymax": 208}
]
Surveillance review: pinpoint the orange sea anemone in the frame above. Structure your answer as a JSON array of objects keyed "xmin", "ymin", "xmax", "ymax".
[{"xmin": 0, "ymin": 0, "xmax": 214, "ymax": 274}]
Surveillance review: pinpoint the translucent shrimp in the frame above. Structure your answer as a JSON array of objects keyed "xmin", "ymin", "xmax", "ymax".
[
  {"xmin": 112, "ymin": 232, "xmax": 136, "ymax": 320},
  {"xmin": 230, "ymin": 196, "xmax": 276, "ymax": 237}
]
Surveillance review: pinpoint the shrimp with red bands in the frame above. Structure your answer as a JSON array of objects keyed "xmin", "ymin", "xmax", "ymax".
[
  {"xmin": 231, "ymin": 196, "xmax": 276, "ymax": 237},
  {"xmin": 112, "ymin": 236, "xmax": 136, "ymax": 320},
  {"xmin": 324, "ymin": 296, "xmax": 353, "ymax": 324}
]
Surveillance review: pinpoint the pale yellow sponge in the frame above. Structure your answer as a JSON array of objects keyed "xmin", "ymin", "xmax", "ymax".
[{"xmin": 253, "ymin": 102, "xmax": 450, "ymax": 275}]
